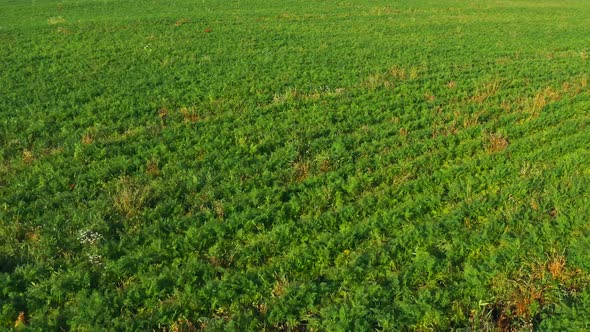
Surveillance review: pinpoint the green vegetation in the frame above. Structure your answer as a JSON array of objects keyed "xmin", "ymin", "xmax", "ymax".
[{"xmin": 1, "ymin": 0, "xmax": 590, "ymax": 330}]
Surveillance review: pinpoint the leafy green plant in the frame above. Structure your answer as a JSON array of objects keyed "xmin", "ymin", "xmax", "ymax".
[{"xmin": 1, "ymin": 0, "xmax": 590, "ymax": 330}]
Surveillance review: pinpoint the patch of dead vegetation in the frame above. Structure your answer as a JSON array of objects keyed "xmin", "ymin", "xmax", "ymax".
[
  {"xmin": 293, "ymin": 160, "xmax": 311, "ymax": 182},
  {"xmin": 470, "ymin": 80, "xmax": 501, "ymax": 104},
  {"xmin": 111, "ymin": 176, "xmax": 151, "ymax": 218},
  {"xmin": 271, "ymin": 87, "xmax": 346, "ymax": 105},
  {"xmin": 363, "ymin": 65, "xmax": 420, "ymax": 90},
  {"xmin": 485, "ymin": 253, "xmax": 589, "ymax": 330},
  {"xmin": 180, "ymin": 106, "xmax": 200, "ymax": 123},
  {"xmin": 22, "ymin": 150, "xmax": 34, "ymax": 164},
  {"xmin": 528, "ymin": 87, "xmax": 561, "ymax": 116},
  {"xmin": 174, "ymin": 18, "xmax": 191, "ymax": 27},
  {"xmin": 486, "ymin": 133, "xmax": 509, "ymax": 153},
  {"xmin": 47, "ymin": 16, "xmax": 66, "ymax": 25}
]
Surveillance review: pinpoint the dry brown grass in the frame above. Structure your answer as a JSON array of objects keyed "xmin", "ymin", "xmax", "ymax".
[
  {"xmin": 47, "ymin": 16, "xmax": 66, "ymax": 25},
  {"xmin": 180, "ymin": 106, "xmax": 200, "ymax": 123},
  {"xmin": 174, "ymin": 18, "xmax": 191, "ymax": 27},
  {"xmin": 158, "ymin": 107, "xmax": 169, "ymax": 126},
  {"xmin": 25, "ymin": 227, "xmax": 41, "ymax": 242},
  {"xmin": 277, "ymin": 13, "xmax": 293, "ymax": 19},
  {"xmin": 500, "ymin": 100, "xmax": 512, "ymax": 112},
  {"xmin": 273, "ymin": 88, "xmax": 298, "ymax": 104},
  {"xmin": 14, "ymin": 312, "xmax": 26, "ymax": 328},
  {"xmin": 112, "ymin": 176, "xmax": 150, "ymax": 218},
  {"xmin": 293, "ymin": 160, "xmax": 311, "ymax": 182},
  {"xmin": 272, "ymin": 87, "xmax": 345, "ymax": 104},
  {"xmin": 169, "ymin": 318, "xmax": 197, "ymax": 332},
  {"xmin": 547, "ymin": 255, "xmax": 567, "ymax": 280},
  {"xmin": 409, "ymin": 67, "xmax": 419, "ymax": 80},
  {"xmin": 462, "ymin": 111, "xmax": 481, "ymax": 128},
  {"xmin": 489, "ymin": 253, "xmax": 589, "ymax": 329},
  {"xmin": 388, "ymin": 65, "xmax": 407, "ymax": 80},
  {"xmin": 509, "ymin": 78, "xmax": 588, "ymax": 118},
  {"xmin": 81, "ymin": 133, "xmax": 94, "ymax": 145},
  {"xmin": 56, "ymin": 26, "xmax": 70, "ymax": 34},
  {"xmin": 364, "ymin": 72, "xmax": 394, "ymax": 90},
  {"xmin": 272, "ymin": 275, "xmax": 289, "ymax": 297},
  {"xmin": 511, "ymin": 281, "xmax": 551, "ymax": 320},
  {"xmin": 431, "ymin": 120, "xmax": 458, "ymax": 138},
  {"xmin": 257, "ymin": 303, "xmax": 268, "ymax": 316},
  {"xmin": 530, "ymin": 87, "xmax": 561, "ymax": 115},
  {"xmin": 158, "ymin": 107, "xmax": 169, "ymax": 119},
  {"xmin": 146, "ymin": 158, "xmax": 160, "ymax": 176},
  {"xmin": 364, "ymin": 65, "xmax": 420, "ymax": 90},
  {"xmin": 529, "ymin": 197, "xmax": 539, "ymax": 211},
  {"xmin": 487, "ymin": 133, "xmax": 509, "ymax": 153},
  {"xmin": 471, "ymin": 80, "xmax": 501, "ymax": 104},
  {"xmin": 579, "ymin": 76, "xmax": 588, "ymax": 89},
  {"xmin": 318, "ymin": 158, "xmax": 331, "ymax": 173},
  {"xmin": 489, "ymin": 273, "xmax": 550, "ymax": 329},
  {"xmin": 22, "ymin": 150, "xmax": 34, "ymax": 164}
]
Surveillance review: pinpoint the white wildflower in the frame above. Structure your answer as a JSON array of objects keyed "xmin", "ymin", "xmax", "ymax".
[{"xmin": 78, "ymin": 230, "xmax": 102, "ymax": 245}]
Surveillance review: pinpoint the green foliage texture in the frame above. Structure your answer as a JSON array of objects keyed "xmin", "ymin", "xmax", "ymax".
[{"xmin": 1, "ymin": 0, "xmax": 590, "ymax": 330}]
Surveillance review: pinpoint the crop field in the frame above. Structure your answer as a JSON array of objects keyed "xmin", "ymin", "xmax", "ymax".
[{"xmin": 1, "ymin": 0, "xmax": 590, "ymax": 330}]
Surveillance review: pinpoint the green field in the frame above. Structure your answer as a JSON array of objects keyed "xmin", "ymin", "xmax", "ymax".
[{"xmin": 1, "ymin": 0, "xmax": 590, "ymax": 330}]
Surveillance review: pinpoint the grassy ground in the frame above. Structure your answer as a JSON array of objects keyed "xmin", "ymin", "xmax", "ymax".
[{"xmin": 1, "ymin": 0, "xmax": 590, "ymax": 330}]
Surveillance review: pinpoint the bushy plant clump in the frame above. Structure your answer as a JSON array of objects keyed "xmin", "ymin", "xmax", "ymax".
[{"xmin": 1, "ymin": 0, "xmax": 590, "ymax": 330}]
